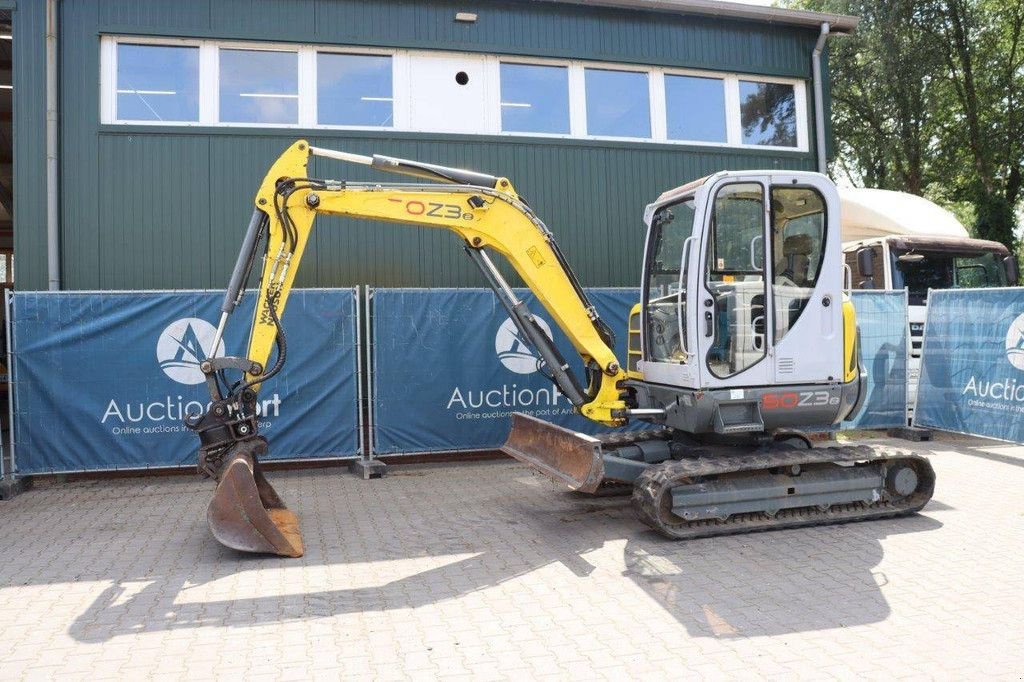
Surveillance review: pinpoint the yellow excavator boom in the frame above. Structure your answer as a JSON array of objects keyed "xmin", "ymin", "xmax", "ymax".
[
  {"xmin": 239, "ymin": 140, "xmax": 627, "ymax": 424},
  {"xmin": 187, "ymin": 140, "xmax": 631, "ymax": 557}
]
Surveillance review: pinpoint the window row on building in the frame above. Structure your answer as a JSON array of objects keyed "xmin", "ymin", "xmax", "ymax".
[{"xmin": 100, "ymin": 36, "xmax": 809, "ymax": 151}]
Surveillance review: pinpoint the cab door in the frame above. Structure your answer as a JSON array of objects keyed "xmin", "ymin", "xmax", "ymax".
[
  {"xmin": 638, "ymin": 197, "xmax": 699, "ymax": 389},
  {"xmin": 694, "ymin": 178, "xmax": 774, "ymax": 389},
  {"xmin": 767, "ymin": 175, "xmax": 843, "ymax": 384}
]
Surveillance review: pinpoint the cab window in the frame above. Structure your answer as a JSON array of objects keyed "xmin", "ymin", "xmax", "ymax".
[
  {"xmin": 770, "ymin": 187, "xmax": 826, "ymax": 342},
  {"xmin": 643, "ymin": 200, "xmax": 695, "ymax": 363},
  {"xmin": 704, "ymin": 183, "xmax": 767, "ymax": 378}
]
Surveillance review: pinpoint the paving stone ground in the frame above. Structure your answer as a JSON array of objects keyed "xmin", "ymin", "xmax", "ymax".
[{"xmin": 1, "ymin": 433, "xmax": 1023, "ymax": 680}]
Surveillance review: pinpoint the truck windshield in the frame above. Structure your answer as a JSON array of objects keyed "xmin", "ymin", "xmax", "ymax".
[{"xmin": 891, "ymin": 249, "xmax": 1008, "ymax": 305}]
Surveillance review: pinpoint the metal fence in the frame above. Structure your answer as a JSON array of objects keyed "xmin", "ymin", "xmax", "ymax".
[
  {"xmin": 367, "ymin": 287, "xmax": 651, "ymax": 456},
  {"xmin": 842, "ymin": 290, "xmax": 910, "ymax": 430},
  {"xmin": 5, "ymin": 289, "xmax": 363, "ymax": 475},
  {"xmin": 915, "ymin": 287, "xmax": 1024, "ymax": 443},
  {"xmin": 1, "ymin": 286, "xmax": 922, "ymax": 477}
]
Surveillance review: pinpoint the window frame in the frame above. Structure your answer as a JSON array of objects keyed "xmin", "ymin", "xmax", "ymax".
[
  {"xmin": 660, "ymin": 68, "xmax": 728, "ymax": 146},
  {"xmin": 702, "ymin": 180, "xmax": 771, "ymax": 380},
  {"xmin": 107, "ymin": 40, "xmax": 203, "ymax": 124},
  {"xmin": 580, "ymin": 62, "xmax": 655, "ymax": 141},
  {"xmin": 100, "ymin": 35, "xmax": 810, "ymax": 152},
  {"xmin": 101, "ymin": 35, "xmax": 206, "ymax": 126},
  {"xmin": 492, "ymin": 57, "xmax": 574, "ymax": 138},
  {"xmin": 768, "ymin": 184, "xmax": 829, "ymax": 344}
]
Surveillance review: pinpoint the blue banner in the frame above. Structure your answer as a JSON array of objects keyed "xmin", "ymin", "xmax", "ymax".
[
  {"xmin": 11, "ymin": 289, "xmax": 361, "ymax": 474},
  {"xmin": 371, "ymin": 288, "xmax": 650, "ymax": 454},
  {"xmin": 915, "ymin": 288, "xmax": 1024, "ymax": 443},
  {"xmin": 842, "ymin": 291, "xmax": 909, "ymax": 430}
]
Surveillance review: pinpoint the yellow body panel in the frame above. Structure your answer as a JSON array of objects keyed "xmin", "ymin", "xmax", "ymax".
[
  {"xmin": 245, "ymin": 140, "xmax": 628, "ymax": 425},
  {"xmin": 245, "ymin": 141, "xmax": 313, "ymax": 382},
  {"xmin": 626, "ymin": 303, "xmax": 644, "ymax": 380},
  {"xmin": 842, "ymin": 295, "xmax": 859, "ymax": 384}
]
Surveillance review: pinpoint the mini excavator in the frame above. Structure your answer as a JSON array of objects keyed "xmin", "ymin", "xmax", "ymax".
[{"xmin": 185, "ymin": 140, "xmax": 934, "ymax": 557}]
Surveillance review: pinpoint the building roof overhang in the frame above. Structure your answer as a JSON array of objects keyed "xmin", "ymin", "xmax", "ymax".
[{"xmin": 535, "ymin": 0, "xmax": 859, "ymax": 34}]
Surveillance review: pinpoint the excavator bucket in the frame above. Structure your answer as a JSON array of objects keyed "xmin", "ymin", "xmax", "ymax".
[
  {"xmin": 207, "ymin": 443, "xmax": 304, "ymax": 558},
  {"xmin": 501, "ymin": 412, "xmax": 606, "ymax": 494}
]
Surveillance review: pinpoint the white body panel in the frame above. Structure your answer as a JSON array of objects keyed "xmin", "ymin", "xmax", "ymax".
[{"xmin": 693, "ymin": 173, "xmax": 843, "ymax": 389}]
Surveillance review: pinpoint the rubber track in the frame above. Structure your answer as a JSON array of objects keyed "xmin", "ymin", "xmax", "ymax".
[{"xmin": 631, "ymin": 444, "xmax": 936, "ymax": 540}]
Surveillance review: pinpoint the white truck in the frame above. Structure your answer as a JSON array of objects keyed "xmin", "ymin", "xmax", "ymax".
[{"xmin": 840, "ymin": 187, "xmax": 1019, "ymax": 413}]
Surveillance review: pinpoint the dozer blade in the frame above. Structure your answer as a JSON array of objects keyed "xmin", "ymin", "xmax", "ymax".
[
  {"xmin": 207, "ymin": 443, "xmax": 304, "ymax": 558},
  {"xmin": 501, "ymin": 412, "xmax": 606, "ymax": 494}
]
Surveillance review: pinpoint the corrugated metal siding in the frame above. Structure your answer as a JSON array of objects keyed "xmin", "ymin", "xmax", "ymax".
[
  {"xmin": 95, "ymin": 0, "xmax": 819, "ymax": 78},
  {"xmin": 13, "ymin": 0, "xmax": 47, "ymax": 290},
  {"xmin": 96, "ymin": 136, "xmax": 213, "ymax": 289},
  {"xmin": 60, "ymin": 0, "xmax": 100, "ymax": 291},
  {"xmin": 84, "ymin": 132, "xmax": 813, "ymax": 289},
  {"xmin": 16, "ymin": 0, "xmax": 830, "ymax": 290}
]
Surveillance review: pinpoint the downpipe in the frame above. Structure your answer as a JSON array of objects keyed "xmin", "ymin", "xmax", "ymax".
[
  {"xmin": 46, "ymin": 0, "xmax": 60, "ymax": 290},
  {"xmin": 811, "ymin": 22, "xmax": 831, "ymax": 175}
]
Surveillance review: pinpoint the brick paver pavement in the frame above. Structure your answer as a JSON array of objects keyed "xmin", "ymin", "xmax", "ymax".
[{"xmin": 1, "ymin": 434, "xmax": 1022, "ymax": 680}]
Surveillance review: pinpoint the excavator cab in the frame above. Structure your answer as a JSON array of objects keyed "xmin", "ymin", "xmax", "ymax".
[{"xmin": 637, "ymin": 172, "xmax": 844, "ymax": 396}]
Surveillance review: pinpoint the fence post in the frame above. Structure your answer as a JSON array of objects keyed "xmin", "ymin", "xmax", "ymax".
[
  {"xmin": 1, "ymin": 289, "xmax": 25, "ymax": 499},
  {"xmin": 348, "ymin": 286, "xmax": 386, "ymax": 480},
  {"xmin": 903, "ymin": 287, "xmax": 911, "ymax": 426}
]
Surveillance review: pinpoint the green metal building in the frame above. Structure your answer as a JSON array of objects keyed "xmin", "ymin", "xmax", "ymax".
[{"xmin": 10, "ymin": 0, "xmax": 856, "ymax": 292}]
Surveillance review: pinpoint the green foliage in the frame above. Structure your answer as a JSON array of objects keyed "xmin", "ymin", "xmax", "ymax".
[{"xmin": 789, "ymin": 0, "xmax": 1024, "ymax": 255}]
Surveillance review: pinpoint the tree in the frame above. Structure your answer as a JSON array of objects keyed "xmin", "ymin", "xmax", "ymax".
[
  {"xmin": 922, "ymin": 0, "xmax": 1024, "ymax": 250},
  {"xmin": 795, "ymin": 0, "xmax": 945, "ymax": 193},
  {"xmin": 790, "ymin": 0, "xmax": 1024, "ymax": 253}
]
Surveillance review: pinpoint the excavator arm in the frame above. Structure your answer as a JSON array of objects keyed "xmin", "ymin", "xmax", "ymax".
[
  {"xmin": 187, "ymin": 140, "xmax": 630, "ymax": 557},
  {"xmin": 228, "ymin": 140, "xmax": 628, "ymax": 423}
]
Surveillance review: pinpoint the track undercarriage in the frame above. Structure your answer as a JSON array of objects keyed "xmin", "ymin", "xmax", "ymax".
[{"xmin": 502, "ymin": 413, "xmax": 935, "ymax": 539}]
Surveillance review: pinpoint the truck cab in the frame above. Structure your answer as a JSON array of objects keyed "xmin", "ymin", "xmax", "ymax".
[{"xmin": 839, "ymin": 188, "xmax": 1019, "ymax": 414}]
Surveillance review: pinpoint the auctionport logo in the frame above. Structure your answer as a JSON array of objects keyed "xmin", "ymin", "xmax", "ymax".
[
  {"xmin": 494, "ymin": 317, "xmax": 553, "ymax": 374},
  {"xmin": 156, "ymin": 318, "xmax": 217, "ymax": 385},
  {"xmin": 1007, "ymin": 313, "xmax": 1024, "ymax": 371}
]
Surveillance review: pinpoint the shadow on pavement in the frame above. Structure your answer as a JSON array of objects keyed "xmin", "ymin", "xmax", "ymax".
[
  {"xmin": 0, "ymin": 462, "xmax": 943, "ymax": 643},
  {"xmin": 945, "ymin": 447, "xmax": 1024, "ymax": 469},
  {"xmin": 620, "ymin": 513, "xmax": 943, "ymax": 637}
]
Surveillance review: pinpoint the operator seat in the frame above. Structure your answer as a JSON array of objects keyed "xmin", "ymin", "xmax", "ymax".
[
  {"xmin": 777, "ymin": 233, "xmax": 812, "ymax": 286},
  {"xmin": 775, "ymin": 234, "xmax": 814, "ymax": 336}
]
